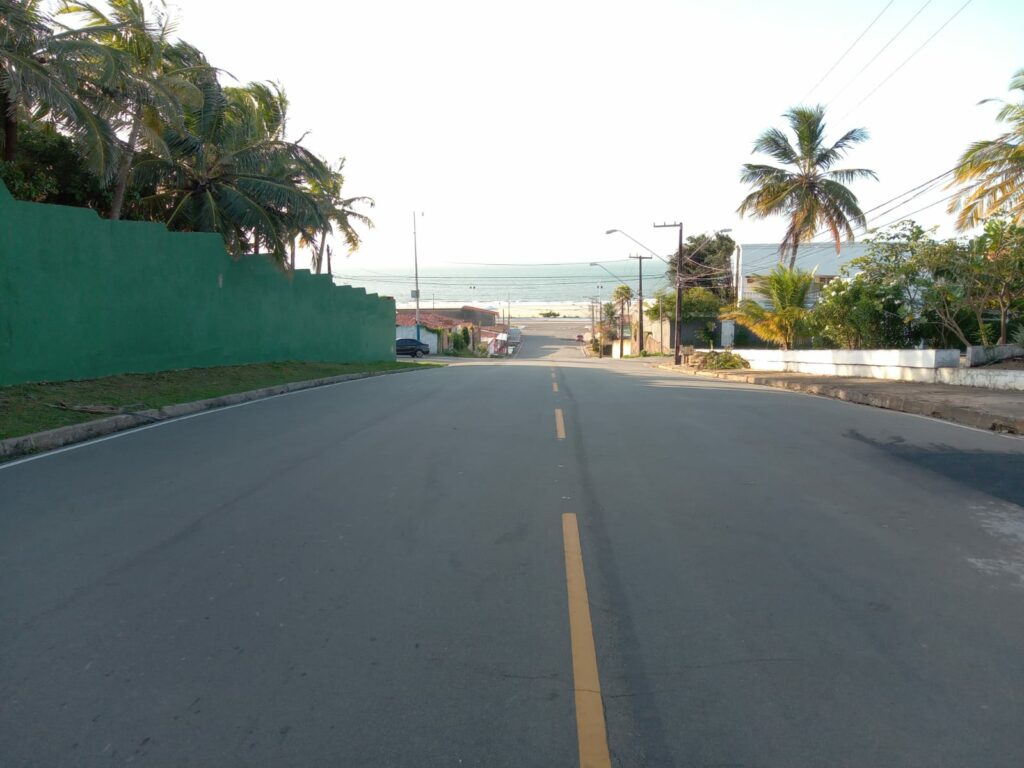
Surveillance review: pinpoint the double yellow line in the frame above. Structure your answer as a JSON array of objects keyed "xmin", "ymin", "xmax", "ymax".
[{"xmin": 551, "ymin": 367, "xmax": 612, "ymax": 768}]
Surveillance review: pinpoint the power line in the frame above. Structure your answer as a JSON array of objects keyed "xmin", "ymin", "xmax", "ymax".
[
  {"xmin": 839, "ymin": 0, "xmax": 975, "ymax": 119},
  {"xmin": 827, "ymin": 0, "xmax": 935, "ymax": 106},
  {"xmin": 800, "ymin": 0, "xmax": 894, "ymax": 103}
]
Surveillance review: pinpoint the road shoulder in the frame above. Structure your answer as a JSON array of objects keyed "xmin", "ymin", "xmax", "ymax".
[{"xmin": 654, "ymin": 364, "xmax": 1024, "ymax": 435}]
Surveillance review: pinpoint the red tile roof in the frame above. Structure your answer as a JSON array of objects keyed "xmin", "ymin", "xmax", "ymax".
[{"xmin": 396, "ymin": 311, "xmax": 459, "ymax": 328}]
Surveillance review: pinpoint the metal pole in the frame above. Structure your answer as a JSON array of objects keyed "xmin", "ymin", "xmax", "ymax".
[
  {"xmin": 413, "ymin": 211, "xmax": 421, "ymax": 341},
  {"xmin": 675, "ymin": 224, "xmax": 683, "ymax": 364},
  {"xmin": 629, "ymin": 254, "xmax": 652, "ymax": 355},
  {"xmin": 654, "ymin": 222, "xmax": 684, "ymax": 364}
]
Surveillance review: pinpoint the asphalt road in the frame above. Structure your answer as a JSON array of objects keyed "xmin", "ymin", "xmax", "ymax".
[{"xmin": 3, "ymin": 318, "xmax": 1024, "ymax": 767}]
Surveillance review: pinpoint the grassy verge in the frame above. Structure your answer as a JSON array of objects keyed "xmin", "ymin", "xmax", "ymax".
[{"xmin": 0, "ymin": 360, "xmax": 428, "ymax": 440}]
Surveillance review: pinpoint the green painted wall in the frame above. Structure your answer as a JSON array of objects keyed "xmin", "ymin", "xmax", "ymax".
[{"xmin": 0, "ymin": 181, "xmax": 395, "ymax": 385}]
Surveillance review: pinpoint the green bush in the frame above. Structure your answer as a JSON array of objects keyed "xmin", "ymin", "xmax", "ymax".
[{"xmin": 697, "ymin": 350, "xmax": 750, "ymax": 370}]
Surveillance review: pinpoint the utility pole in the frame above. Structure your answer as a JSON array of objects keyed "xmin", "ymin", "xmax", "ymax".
[
  {"xmin": 596, "ymin": 283, "xmax": 604, "ymax": 358},
  {"xmin": 412, "ymin": 211, "xmax": 421, "ymax": 341},
  {"xmin": 654, "ymin": 222, "xmax": 683, "ymax": 364},
  {"xmin": 629, "ymin": 253, "xmax": 652, "ymax": 355}
]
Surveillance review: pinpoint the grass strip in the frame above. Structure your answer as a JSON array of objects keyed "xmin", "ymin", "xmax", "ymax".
[{"xmin": 0, "ymin": 360, "xmax": 430, "ymax": 440}]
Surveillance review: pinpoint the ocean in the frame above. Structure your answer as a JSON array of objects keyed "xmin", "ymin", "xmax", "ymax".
[{"xmin": 331, "ymin": 259, "xmax": 673, "ymax": 316}]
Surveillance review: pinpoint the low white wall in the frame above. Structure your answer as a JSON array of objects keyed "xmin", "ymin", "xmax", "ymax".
[
  {"xmin": 966, "ymin": 344, "xmax": 1024, "ymax": 367},
  {"xmin": 937, "ymin": 368, "xmax": 1024, "ymax": 391},
  {"xmin": 731, "ymin": 348, "xmax": 961, "ymax": 383}
]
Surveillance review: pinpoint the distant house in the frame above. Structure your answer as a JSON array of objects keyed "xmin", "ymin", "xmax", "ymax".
[
  {"xmin": 395, "ymin": 310, "xmax": 480, "ymax": 354},
  {"xmin": 733, "ymin": 242, "xmax": 871, "ymax": 306},
  {"xmin": 430, "ymin": 305, "xmax": 500, "ymax": 327}
]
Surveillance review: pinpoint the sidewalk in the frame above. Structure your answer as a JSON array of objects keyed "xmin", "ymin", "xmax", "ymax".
[{"xmin": 655, "ymin": 365, "xmax": 1024, "ymax": 435}]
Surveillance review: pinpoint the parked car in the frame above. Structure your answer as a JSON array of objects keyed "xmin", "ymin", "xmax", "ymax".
[
  {"xmin": 576, "ymin": 334, "xmax": 585, "ymax": 342},
  {"xmin": 396, "ymin": 338, "xmax": 430, "ymax": 357}
]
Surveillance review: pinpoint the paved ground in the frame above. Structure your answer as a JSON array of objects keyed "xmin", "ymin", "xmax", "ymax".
[
  {"xmin": 660, "ymin": 365, "xmax": 1024, "ymax": 434},
  {"xmin": 3, "ymin": 318, "xmax": 1024, "ymax": 766}
]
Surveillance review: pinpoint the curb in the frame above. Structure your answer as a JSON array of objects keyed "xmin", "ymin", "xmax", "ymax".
[
  {"xmin": 1, "ymin": 367, "xmax": 427, "ymax": 461},
  {"xmin": 655, "ymin": 364, "xmax": 1023, "ymax": 435}
]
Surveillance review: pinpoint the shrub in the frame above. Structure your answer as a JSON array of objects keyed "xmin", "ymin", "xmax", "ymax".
[{"xmin": 695, "ymin": 350, "xmax": 750, "ymax": 370}]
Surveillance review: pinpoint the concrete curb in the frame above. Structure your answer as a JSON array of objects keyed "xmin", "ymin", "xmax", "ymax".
[
  {"xmin": 1, "ymin": 367, "xmax": 427, "ymax": 461},
  {"xmin": 655, "ymin": 364, "xmax": 1024, "ymax": 435}
]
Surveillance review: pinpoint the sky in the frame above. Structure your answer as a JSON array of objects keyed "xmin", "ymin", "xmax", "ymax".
[{"xmin": 165, "ymin": 0, "xmax": 1022, "ymax": 273}]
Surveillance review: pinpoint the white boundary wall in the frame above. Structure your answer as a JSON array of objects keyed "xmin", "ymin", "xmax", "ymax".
[{"xmin": 729, "ymin": 347, "xmax": 1024, "ymax": 390}]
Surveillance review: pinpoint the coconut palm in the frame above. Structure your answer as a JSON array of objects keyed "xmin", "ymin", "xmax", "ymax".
[
  {"xmin": 131, "ymin": 77, "xmax": 330, "ymax": 262},
  {"xmin": 948, "ymin": 69, "xmax": 1024, "ymax": 230},
  {"xmin": 738, "ymin": 105, "xmax": 876, "ymax": 269},
  {"xmin": 59, "ymin": 0, "xmax": 208, "ymax": 219},
  {"xmin": 721, "ymin": 265, "xmax": 815, "ymax": 349},
  {"xmin": 1, "ymin": 0, "xmax": 119, "ymax": 173},
  {"xmin": 304, "ymin": 157, "xmax": 374, "ymax": 275}
]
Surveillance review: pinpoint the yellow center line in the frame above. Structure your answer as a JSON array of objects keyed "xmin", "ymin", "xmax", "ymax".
[
  {"xmin": 562, "ymin": 514, "xmax": 612, "ymax": 768},
  {"xmin": 554, "ymin": 408, "xmax": 566, "ymax": 440},
  {"xmin": 552, "ymin": 382, "xmax": 559, "ymax": 393}
]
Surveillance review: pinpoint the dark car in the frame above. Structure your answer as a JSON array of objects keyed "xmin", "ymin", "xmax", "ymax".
[{"xmin": 396, "ymin": 338, "xmax": 430, "ymax": 357}]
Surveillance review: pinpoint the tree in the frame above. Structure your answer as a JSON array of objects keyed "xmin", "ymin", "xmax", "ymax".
[
  {"xmin": 721, "ymin": 266, "xmax": 814, "ymax": 349},
  {"xmin": 304, "ymin": 157, "xmax": 373, "ymax": 275},
  {"xmin": 601, "ymin": 301, "xmax": 618, "ymax": 340},
  {"xmin": 974, "ymin": 219, "xmax": 1024, "ymax": 345},
  {"xmin": 1, "ymin": 0, "xmax": 119, "ymax": 174},
  {"xmin": 645, "ymin": 289, "xmax": 674, "ymax": 323},
  {"xmin": 812, "ymin": 274, "xmax": 918, "ymax": 350},
  {"xmin": 59, "ymin": 0, "xmax": 208, "ymax": 220},
  {"xmin": 948, "ymin": 69, "xmax": 1024, "ymax": 230},
  {"xmin": 667, "ymin": 231, "xmax": 737, "ymax": 299},
  {"xmin": 0, "ymin": 117, "xmax": 111, "ymax": 206},
  {"xmin": 738, "ymin": 105, "xmax": 876, "ymax": 269},
  {"xmin": 131, "ymin": 77, "xmax": 331, "ymax": 263}
]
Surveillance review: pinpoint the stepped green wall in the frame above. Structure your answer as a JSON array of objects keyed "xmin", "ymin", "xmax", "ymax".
[{"xmin": 0, "ymin": 182, "xmax": 395, "ymax": 385}]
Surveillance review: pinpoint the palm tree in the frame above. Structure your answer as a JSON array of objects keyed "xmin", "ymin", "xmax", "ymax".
[
  {"xmin": 1, "ymin": 0, "xmax": 119, "ymax": 173},
  {"xmin": 948, "ymin": 69, "xmax": 1024, "ymax": 230},
  {"xmin": 738, "ymin": 105, "xmax": 876, "ymax": 269},
  {"xmin": 304, "ymin": 157, "xmax": 374, "ymax": 275},
  {"xmin": 59, "ymin": 0, "xmax": 207, "ymax": 219},
  {"xmin": 132, "ymin": 78, "xmax": 330, "ymax": 263},
  {"xmin": 721, "ymin": 265, "xmax": 814, "ymax": 349}
]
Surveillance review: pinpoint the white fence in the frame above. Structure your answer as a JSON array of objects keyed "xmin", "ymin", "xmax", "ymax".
[{"xmin": 729, "ymin": 347, "xmax": 1024, "ymax": 390}]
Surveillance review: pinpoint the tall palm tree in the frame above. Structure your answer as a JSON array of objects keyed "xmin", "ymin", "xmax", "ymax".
[
  {"xmin": 59, "ymin": 0, "xmax": 207, "ymax": 219},
  {"xmin": 948, "ymin": 69, "xmax": 1024, "ymax": 230},
  {"xmin": 721, "ymin": 266, "xmax": 814, "ymax": 349},
  {"xmin": 304, "ymin": 157, "xmax": 374, "ymax": 275},
  {"xmin": 131, "ymin": 77, "xmax": 330, "ymax": 263},
  {"xmin": 738, "ymin": 105, "xmax": 876, "ymax": 269},
  {"xmin": 1, "ymin": 0, "xmax": 119, "ymax": 173}
]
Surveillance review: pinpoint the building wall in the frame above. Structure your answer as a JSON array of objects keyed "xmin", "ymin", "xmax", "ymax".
[{"xmin": 0, "ymin": 182, "xmax": 395, "ymax": 385}]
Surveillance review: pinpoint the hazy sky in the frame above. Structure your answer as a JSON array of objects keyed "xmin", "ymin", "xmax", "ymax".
[{"xmin": 167, "ymin": 0, "xmax": 1022, "ymax": 272}]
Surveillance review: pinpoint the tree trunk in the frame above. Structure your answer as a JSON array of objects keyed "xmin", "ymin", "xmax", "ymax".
[
  {"xmin": 788, "ymin": 239, "xmax": 799, "ymax": 271},
  {"xmin": 326, "ymin": 244, "xmax": 332, "ymax": 276},
  {"xmin": 1, "ymin": 89, "xmax": 17, "ymax": 163},
  {"xmin": 289, "ymin": 237, "xmax": 296, "ymax": 271},
  {"xmin": 998, "ymin": 305, "xmax": 1009, "ymax": 346},
  {"xmin": 315, "ymin": 232, "xmax": 327, "ymax": 275},
  {"xmin": 109, "ymin": 105, "xmax": 144, "ymax": 220}
]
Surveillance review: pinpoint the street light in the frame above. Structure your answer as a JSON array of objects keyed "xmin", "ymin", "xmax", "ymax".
[{"xmin": 605, "ymin": 229, "xmax": 669, "ymax": 263}]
